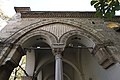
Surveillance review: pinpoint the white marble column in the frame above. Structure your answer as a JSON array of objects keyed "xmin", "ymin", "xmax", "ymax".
[
  {"xmin": 26, "ymin": 50, "xmax": 35, "ymax": 76},
  {"xmin": 55, "ymin": 54, "xmax": 63, "ymax": 80}
]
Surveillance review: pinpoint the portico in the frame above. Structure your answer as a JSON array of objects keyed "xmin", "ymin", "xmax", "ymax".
[{"xmin": 0, "ymin": 7, "xmax": 120, "ymax": 80}]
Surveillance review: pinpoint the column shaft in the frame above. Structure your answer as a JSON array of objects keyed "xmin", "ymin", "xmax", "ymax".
[
  {"xmin": 55, "ymin": 54, "xmax": 63, "ymax": 80},
  {"xmin": 26, "ymin": 50, "xmax": 35, "ymax": 76}
]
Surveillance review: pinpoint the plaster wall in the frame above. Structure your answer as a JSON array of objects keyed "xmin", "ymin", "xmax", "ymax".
[{"xmin": 82, "ymin": 49, "xmax": 120, "ymax": 80}]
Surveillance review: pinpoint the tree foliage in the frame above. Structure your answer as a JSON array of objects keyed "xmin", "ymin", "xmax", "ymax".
[
  {"xmin": 91, "ymin": 0, "xmax": 120, "ymax": 18},
  {"xmin": 9, "ymin": 56, "xmax": 26, "ymax": 80}
]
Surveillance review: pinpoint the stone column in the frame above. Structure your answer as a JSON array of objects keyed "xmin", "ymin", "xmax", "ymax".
[
  {"xmin": 26, "ymin": 50, "xmax": 35, "ymax": 76},
  {"xmin": 55, "ymin": 53, "xmax": 63, "ymax": 80},
  {"xmin": 21, "ymin": 50, "xmax": 35, "ymax": 80}
]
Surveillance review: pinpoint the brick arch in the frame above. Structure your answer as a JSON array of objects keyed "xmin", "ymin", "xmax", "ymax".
[
  {"xmin": 59, "ymin": 30, "xmax": 101, "ymax": 48},
  {"xmin": 4, "ymin": 19, "xmax": 105, "ymax": 44},
  {"xmin": 2, "ymin": 19, "xmax": 117, "ymax": 69},
  {"xmin": 60, "ymin": 30, "xmax": 117, "ymax": 69},
  {"xmin": 17, "ymin": 29, "xmax": 58, "ymax": 47}
]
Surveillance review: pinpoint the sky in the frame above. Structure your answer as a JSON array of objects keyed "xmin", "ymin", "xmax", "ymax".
[
  {"xmin": 1, "ymin": 0, "xmax": 96, "ymax": 17},
  {"xmin": 0, "ymin": 0, "xmax": 96, "ymax": 30},
  {"xmin": 0, "ymin": 0, "xmax": 120, "ymax": 17},
  {"xmin": 0, "ymin": 0, "xmax": 120, "ymax": 30}
]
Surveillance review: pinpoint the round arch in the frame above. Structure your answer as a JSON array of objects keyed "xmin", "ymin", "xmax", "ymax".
[
  {"xmin": 4, "ymin": 19, "xmax": 104, "ymax": 45},
  {"xmin": 63, "ymin": 58, "xmax": 83, "ymax": 80},
  {"xmin": 0, "ymin": 16, "xmax": 119, "ymax": 80},
  {"xmin": 34, "ymin": 58, "xmax": 54, "ymax": 77},
  {"xmin": 18, "ymin": 30, "xmax": 58, "ymax": 48},
  {"xmin": 60, "ymin": 29, "xmax": 116, "ymax": 69},
  {"xmin": 63, "ymin": 73, "xmax": 71, "ymax": 80},
  {"xmin": 44, "ymin": 73, "xmax": 71, "ymax": 80},
  {"xmin": 59, "ymin": 30, "xmax": 101, "ymax": 52}
]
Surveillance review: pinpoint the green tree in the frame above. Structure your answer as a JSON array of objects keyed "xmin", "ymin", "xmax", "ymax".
[{"xmin": 91, "ymin": 0, "xmax": 120, "ymax": 18}]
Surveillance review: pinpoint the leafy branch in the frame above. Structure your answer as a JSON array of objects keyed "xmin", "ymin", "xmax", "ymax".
[{"xmin": 91, "ymin": 0, "xmax": 120, "ymax": 19}]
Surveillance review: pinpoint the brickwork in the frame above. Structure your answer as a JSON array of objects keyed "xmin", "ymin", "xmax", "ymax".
[
  {"xmin": 0, "ymin": 7, "xmax": 120, "ymax": 80},
  {"xmin": 0, "ymin": 10, "xmax": 120, "ymax": 63}
]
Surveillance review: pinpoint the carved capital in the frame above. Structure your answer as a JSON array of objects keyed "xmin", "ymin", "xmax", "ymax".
[
  {"xmin": 52, "ymin": 43, "xmax": 65, "ymax": 55},
  {"xmin": 53, "ymin": 47, "xmax": 64, "ymax": 55},
  {"xmin": 55, "ymin": 53, "xmax": 62, "ymax": 59}
]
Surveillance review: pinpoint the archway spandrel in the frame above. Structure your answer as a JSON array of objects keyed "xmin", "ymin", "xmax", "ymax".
[
  {"xmin": 4, "ymin": 19, "xmax": 105, "ymax": 44},
  {"xmin": 40, "ymin": 23, "xmax": 77, "ymax": 39}
]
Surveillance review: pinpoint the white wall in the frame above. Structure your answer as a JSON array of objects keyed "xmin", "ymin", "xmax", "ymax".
[{"xmin": 81, "ymin": 50, "xmax": 120, "ymax": 80}]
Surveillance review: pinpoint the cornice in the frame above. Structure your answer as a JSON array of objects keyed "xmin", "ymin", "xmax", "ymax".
[{"xmin": 21, "ymin": 11, "xmax": 96, "ymax": 18}]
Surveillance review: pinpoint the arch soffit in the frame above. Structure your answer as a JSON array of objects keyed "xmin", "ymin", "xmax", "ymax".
[
  {"xmin": 5, "ymin": 19, "xmax": 104, "ymax": 45},
  {"xmin": 43, "ymin": 74, "xmax": 54, "ymax": 80},
  {"xmin": 44, "ymin": 73, "xmax": 71, "ymax": 80}
]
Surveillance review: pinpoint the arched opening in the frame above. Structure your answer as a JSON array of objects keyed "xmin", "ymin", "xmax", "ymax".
[
  {"xmin": 63, "ymin": 61, "xmax": 82, "ymax": 80},
  {"xmin": 0, "ymin": 21, "xmax": 118, "ymax": 80},
  {"xmin": 21, "ymin": 35, "xmax": 54, "ymax": 79},
  {"xmin": 35, "ymin": 60, "xmax": 81, "ymax": 80},
  {"xmin": 62, "ymin": 34, "xmax": 113, "ymax": 80}
]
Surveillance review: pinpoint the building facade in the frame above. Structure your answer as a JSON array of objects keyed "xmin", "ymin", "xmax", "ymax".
[{"xmin": 0, "ymin": 7, "xmax": 120, "ymax": 80}]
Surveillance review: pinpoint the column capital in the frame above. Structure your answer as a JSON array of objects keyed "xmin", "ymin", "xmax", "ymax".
[
  {"xmin": 53, "ymin": 48, "xmax": 64, "ymax": 55},
  {"xmin": 52, "ymin": 43, "xmax": 65, "ymax": 55},
  {"xmin": 55, "ymin": 53, "xmax": 62, "ymax": 59}
]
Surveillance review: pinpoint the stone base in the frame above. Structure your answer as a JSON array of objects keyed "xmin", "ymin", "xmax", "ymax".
[{"xmin": 21, "ymin": 76, "xmax": 32, "ymax": 80}]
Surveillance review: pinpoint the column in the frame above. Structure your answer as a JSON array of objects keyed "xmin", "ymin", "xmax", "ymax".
[
  {"xmin": 21, "ymin": 50, "xmax": 35, "ymax": 80},
  {"xmin": 55, "ymin": 53, "xmax": 63, "ymax": 80},
  {"xmin": 26, "ymin": 50, "xmax": 35, "ymax": 76}
]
